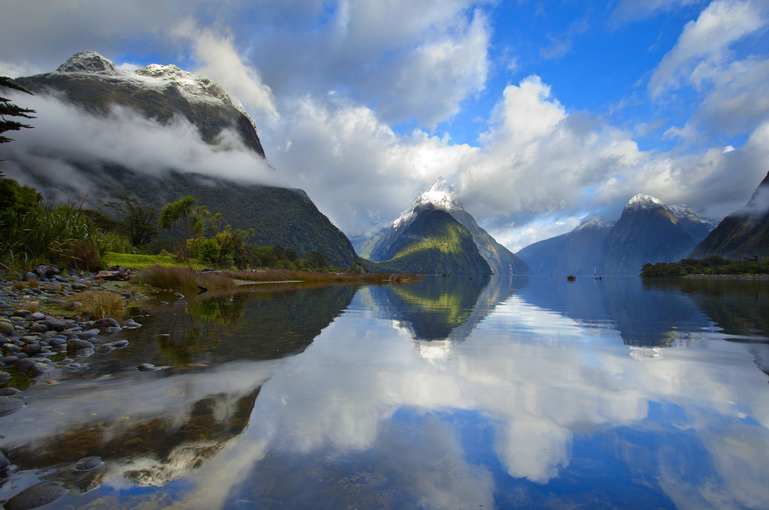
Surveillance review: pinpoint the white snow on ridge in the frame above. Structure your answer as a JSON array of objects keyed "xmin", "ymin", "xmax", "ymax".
[
  {"xmin": 668, "ymin": 204, "xmax": 719, "ymax": 229},
  {"xmin": 573, "ymin": 214, "xmax": 614, "ymax": 232},
  {"xmin": 54, "ymin": 51, "xmax": 258, "ymax": 131},
  {"xmin": 625, "ymin": 194, "xmax": 666, "ymax": 210},
  {"xmin": 392, "ymin": 177, "xmax": 463, "ymax": 228}
]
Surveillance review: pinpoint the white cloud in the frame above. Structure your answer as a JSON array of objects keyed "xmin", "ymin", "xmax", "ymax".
[
  {"xmin": 0, "ymin": 60, "xmax": 42, "ymax": 78},
  {"xmin": 173, "ymin": 21, "xmax": 280, "ymax": 123},
  {"xmin": 648, "ymin": 0, "xmax": 768, "ymax": 98},
  {"xmin": 2, "ymin": 93, "xmax": 281, "ymax": 205}
]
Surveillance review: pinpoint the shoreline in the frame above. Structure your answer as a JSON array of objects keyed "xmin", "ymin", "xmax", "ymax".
[{"xmin": 683, "ymin": 274, "xmax": 769, "ymax": 280}]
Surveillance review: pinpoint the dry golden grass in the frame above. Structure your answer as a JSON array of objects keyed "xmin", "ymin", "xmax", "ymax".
[
  {"xmin": 67, "ymin": 290, "xmax": 126, "ymax": 319},
  {"xmin": 20, "ymin": 301, "xmax": 40, "ymax": 313},
  {"xmin": 27, "ymin": 279, "xmax": 40, "ymax": 289},
  {"xmin": 12, "ymin": 281, "xmax": 26, "ymax": 291},
  {"xmin": 223, "ymin": 269, "xmax": 418, "ymax": 285},
  {"xmin": 134, "ymin": 265, "xmax": 236, "ymax": 292}
]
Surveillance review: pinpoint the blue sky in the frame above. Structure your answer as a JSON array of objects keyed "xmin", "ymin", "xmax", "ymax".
[{"xmin": 2, "ymin": 0, "xmax": 769, "ymax": 251}]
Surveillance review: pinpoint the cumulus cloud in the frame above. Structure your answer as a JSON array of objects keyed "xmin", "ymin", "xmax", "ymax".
[
  {"xmin": 648, "ymin": 0, "xmax": 768, "ymax": 98},
  {"xmin": 260, "ymin": 95, "xmax": 477, "ymax": 233},
  {"xmin": 173, "ymin": 20, "xmax": 280, "ymax": 122},
  {"xmin": 1, "ymin": 92, "xmax": 280, "ymax": 205}
]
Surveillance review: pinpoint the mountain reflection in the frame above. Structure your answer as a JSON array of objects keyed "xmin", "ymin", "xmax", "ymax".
[
  {"xmin": 516, "ymin": 277, "xmax": 712, "ymax": 348},
  {"xmin": 370, "ymin": 276, "xmax": 526, "ymax": 342}
]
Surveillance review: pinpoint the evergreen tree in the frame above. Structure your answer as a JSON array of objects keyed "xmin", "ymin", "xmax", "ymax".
[{"xmin": 0, "ymin": 77, "xmax": 35, "ymax": 145}]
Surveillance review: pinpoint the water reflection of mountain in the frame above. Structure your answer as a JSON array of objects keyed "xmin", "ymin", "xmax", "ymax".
[
  {"xmin": 88, "ymin": 285, "xmax": 358, "ymax": 373},
  {"xmin": 4, "ymin": 385, "xmax": 260, "ymax": 497},
  {"xmin": 515, "ymin": 277, "xmax": 711, "ymax": 348},
  {"xmin": 369, "ymin": 276, "xmax": 526, "ymax": 342}
]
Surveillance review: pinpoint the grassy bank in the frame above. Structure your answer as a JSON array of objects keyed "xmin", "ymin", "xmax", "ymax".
[
  {"xmin": 105, "ymin": 252, "xmax": 208, "ymax": 269},
  {"xmin": 133, "ymin": 266, "xmax": 419, "ymax": 292}
]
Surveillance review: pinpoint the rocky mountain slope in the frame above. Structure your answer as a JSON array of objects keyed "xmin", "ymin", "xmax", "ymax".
[
  {"xmin": 516, "ymin": 195, "xmax": 717, "ymax": 277},
  {"xmin": 354, "ymin": 178, "xmax": 531, "ymax": 275},
  {"xmin": 8, "ymin": 52, "xmax": 357, "ymax": 267},
  {"xmin": 690, "ymin": 171, "xmax": 769, "ymax": 260},
  {"xmin": 515, "ymin": 214, "xmax": 615, "ymax": 276},
  {"xmin": 371, "ymin": 209, "xmax": 492, "ymax": 274}
]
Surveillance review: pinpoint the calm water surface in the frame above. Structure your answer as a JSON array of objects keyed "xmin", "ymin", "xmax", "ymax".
[{"xmin": 1, "ymin": 276, "xmax": 769, "ymax": 509}]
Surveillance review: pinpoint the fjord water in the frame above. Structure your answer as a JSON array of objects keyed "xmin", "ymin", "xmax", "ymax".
[{"xmin": 1, "ymin": 277, "xmax": 769, "ymax": 509}]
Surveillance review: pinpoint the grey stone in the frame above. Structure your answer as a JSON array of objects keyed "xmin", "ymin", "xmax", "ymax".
[
  {"xmin": 67, "ymin": 339, "xmax": 94, "ymax": 350},
  {"xmin": 105, "ymin": 339, "xmax": 129, "ymax": 349},
  {"xmin": 26, "ymin": 362, "xmax": 54, "ymax": 377},
  {"xmin": 0, "ymin": 387, "xmax": 21, "ymax": 396},
  {"xmin": 0, "ymin": 395, "xmax": 24, "ymax": 416},
  {"xmin": 173, "ymin": 300, "xmax": 187, "ymax": 307},
  {"xmin": 3, "ymin": 481, "xmax": 67, "ymax": 510},
  {"xmin": 20, "ymin": 344, "xmax": 42, "ymax": 356},
  {"xmin": 0, "ymin": 371, "xmax": 10, "ymax": 385},
  {"xmin": 94, "ymin": 318, "xmax": 120, "ymax": 328},
  {"xmin": 75, "ymin": 348, "xmax": 94, "ymax": 358},
  {"xmin": 24, "ymin": 272, "xmax": 39, "ymax": 281},
  {"xmin": 27, "ymin": 312, "xmax": 45, "ymax": 321}
]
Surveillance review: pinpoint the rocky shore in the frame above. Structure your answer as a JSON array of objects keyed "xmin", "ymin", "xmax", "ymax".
[{"xmin": 0, "ymin": 271, "xmax": 144, "ymax": 417}]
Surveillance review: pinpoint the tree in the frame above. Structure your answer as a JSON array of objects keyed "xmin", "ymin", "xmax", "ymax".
[
  {"xmin": 105, "ymin": 195, "xmax": 159, "ymax": 247},
  {"xmin": 159, "ymin": 196, "xmax": 197, "ymax": 259},
  {"xmin": 1, "ymin": 77, "xmax": 35, "ymax": 145}
]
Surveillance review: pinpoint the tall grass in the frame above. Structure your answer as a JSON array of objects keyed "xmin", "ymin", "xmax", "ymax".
[
  {"xmin": 0, "ymin": 203, "xmax": 97, "ymax": 271},
  {"xmin": 66, "ymin": 290, "xmax": 126, "ymax": 319},
  {"xmin": 134, "ymin": 265, "xmax": 236, "ymax": 291}
]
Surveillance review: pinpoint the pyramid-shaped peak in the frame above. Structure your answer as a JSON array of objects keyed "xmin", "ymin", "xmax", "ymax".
[
  {"xmin": 625, "ymin": 194, "xmax": 666, "ymax": 211},
  {"xmin": 57, "ymin": 51, "xmax": 120, "ymax": 75},
  {"xmin": 418, "ymin": 177, "xmax": 460, "ymax": 210}
]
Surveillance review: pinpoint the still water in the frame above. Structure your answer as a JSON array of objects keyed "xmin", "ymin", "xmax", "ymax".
[{"xmin": 1, "ymin": 276, "xmax": 769, "ymax": 509}]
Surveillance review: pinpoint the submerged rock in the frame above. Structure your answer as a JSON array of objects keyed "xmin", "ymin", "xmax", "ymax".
[
  {"xmin": 0, "ymin": 395, "xmax": 25, "ymax": 416},
  {"xmin": 4, "ymin": 481, "xmax": 67, "ymax": 510}
]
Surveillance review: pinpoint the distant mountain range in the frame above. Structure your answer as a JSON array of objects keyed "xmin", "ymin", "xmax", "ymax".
[
  {"xmin": 9, "ymin": 51, "xmax": 357, "ymax": 268},
  {"xmin": 691, "ymin": 171, "xmax": 769, "ymax": 260},
  {"xmin": 353, "ymin": 178, "xmax": 531, "ymax": 275},
  {"xmin": 516, "ymin": 195, "xmax": 718, "ymax": 276}
]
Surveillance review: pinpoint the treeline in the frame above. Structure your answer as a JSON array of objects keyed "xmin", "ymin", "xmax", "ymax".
[
  {"xmin": 0, "ymin": 175, "xmax": 366, "ymax": 273},
  {"xmin": 641, "ymin": 255, "xmax": 769, "ymax": 277}
]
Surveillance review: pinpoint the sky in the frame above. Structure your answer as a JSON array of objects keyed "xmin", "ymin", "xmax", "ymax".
[{"xmin": 1, "ymin": 0, "xmax": 769, "ymax": 252}]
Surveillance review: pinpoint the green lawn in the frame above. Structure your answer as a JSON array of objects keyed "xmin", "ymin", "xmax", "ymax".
[{"xmin": 104, "ymin": 252, "xmax": 208, "ymax": 269}]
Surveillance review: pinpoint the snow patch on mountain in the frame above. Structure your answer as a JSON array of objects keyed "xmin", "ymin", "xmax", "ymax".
[
  {"xmin": 54, "ymin": 51, "xmax": 258, "ymax": 132},
  {"xmin": 625, "ymin": 194, "xmax": 666, "ymax": 211},
  {"xmin": 668, "ymin": 204, "xmax": 719, "ymax": 229},
  {"xmin": 573, "ymin": 214, "xmax": 615, "ymax": 232},
  {"xmin": 392, "ymin": 177, "xmax": 463, "ymax": 228}
]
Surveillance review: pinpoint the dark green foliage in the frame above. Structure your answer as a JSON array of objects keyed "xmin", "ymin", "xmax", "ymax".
[
  {"xmin": 641, "ymin": 255, "xmax": 768, "ymax": 277},
  {"xmin": 0, "ymin": 77, "xmax": 35, "ymax": 145},
  {"xmin": 218, "ymin": 231, "xmax": 249, "ymax": 269},
  {"xmin": 105, "ymin": 195, "xmax": 159, "ymax": 247},
  {"xmin": 200, "ymin": 239, "xmax": 221, "ymax": 263},
  {"xmin": 305, "ymin": 250, "xmax": 328, "ymax": 269},
  {"xmin": 379, "ymin": 210, "xmax": 492, "ymax": 274}
]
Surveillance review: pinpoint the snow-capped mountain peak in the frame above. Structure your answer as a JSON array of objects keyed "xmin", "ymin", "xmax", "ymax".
[
  {"xmin": 392, "ymin": 177, "xmax": 463, "ymax": 228},
  {"xmin": 625, "ymin": 194, "xmax": 666, "ymax": 211},
  {"xmin": 668, "ymin": 204, "xmax": 719, "ymax": 229},
  {"xmin": 56, "ymin": 51, "xmax": 121, "ymax": 76},
  {"xmin": 573, "ymin": 214, "xmax": 614, "ymax": 232},
  {"xmin": 52, "ymin": 51, "xmax": 258, "ymax": 134}
]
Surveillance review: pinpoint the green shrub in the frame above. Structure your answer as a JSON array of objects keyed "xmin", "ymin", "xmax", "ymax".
[{"xmin": 200, "ymin": 239, "xmax": 221, "ymax": 263}]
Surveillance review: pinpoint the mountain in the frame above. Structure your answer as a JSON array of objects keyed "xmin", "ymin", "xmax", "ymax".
[
  {"xmin": 354, "ymin": 178, "xmax": 531, "ymax": 275},
  {"xmin": 690, "ymin": 171, "xmax": 769, "ymax": 260},
  {"xmin": 515, "ymin": 195, "xmax": 717, "ymax": 277},
  {"xmin": 373, "ymin": 209, "xmax": 492, "ymax": 274},
  {"xmin": 515, "ymin": 214, "xmax": 615, "ymax": 276},
  {"xmin": 9, "ymin": 52, "xmax": 357, "ymax": 268},
  {"xmin": 599, "ymin": 195, "xmax": 705, "ymax": 276}
]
